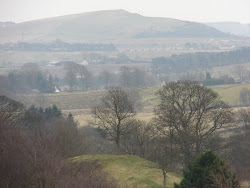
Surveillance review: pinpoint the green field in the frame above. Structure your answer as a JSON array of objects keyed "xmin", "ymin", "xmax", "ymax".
[
  {"xmin": 73, "ymin": 155, "xmax": 181, "ymax": 188},
  {"xmin": 13, "ymin": 82, "xmax": 250, "ymax": 127},
  {"xmin": 18, "ymin": 83, "xmax": 250, "ymax": 126},
  {"xmin": 18, "ymin": 87, "xmax": 159, "ymax": 110},
  {"xmin": 71, "ymin": 112, "xmax": 155, "ymax": 126},
  {"xmin": 209, "ymin": 84, "xmax": 250, "ymax": 105},
  {"xmin": 22, "ymin": 83, "xmax": 250, "ymax": 109}
]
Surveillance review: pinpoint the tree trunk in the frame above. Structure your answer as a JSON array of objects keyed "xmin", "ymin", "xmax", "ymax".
[
  {"xmin": 116, "ymin": 139, "xmax": 120, "ymax": 155},
  {"xmin": 80, "ymin": 77, "xmax": 85, "ymax": 91},
  {"xmin": 195, "ymin": 126, "xmax": 201, "ymax": 158},
  {"xmin": 41, "ymin": 177, "xmax": 45, "ymax": 188},
  {"xmin": 116, "ymin": 122, "xmax": 121, "ymax": 155},
  {"xmin": 85, "ymin": 78, "xmax": 88, "ymax": 91},
  {"xmin": 183, "ymin": 143, "xmax": 192, "ymax": 168},
  {"xmin": 195, "ymin": 139, "xmax": 201, "ymax": 158},
  {"xmin": 162, "ymin": 170, "xmax": 167, "ymax": 188}
]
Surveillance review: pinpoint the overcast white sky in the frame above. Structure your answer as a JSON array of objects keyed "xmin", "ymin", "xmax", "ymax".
[{"xmin": 0, "ymin": 0, "xmax": 250, "ymax": 23}]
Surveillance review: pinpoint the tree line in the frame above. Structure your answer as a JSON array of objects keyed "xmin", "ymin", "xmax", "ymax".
[
  {"xmin": 2, "ymin": 58, "xmax": 250, "ymax": 95},
  {"xmin": 64, "ymin": 62, "xmax": 156, "ymax": 92},
  {"xmin": 0, "ymin": 62, "xmax": 156, "ymax": 94},
  {"xmin": 5, "ymin": 63, "xmax": 55, "ymax": 93},
  {"xmin": 0, "ymin": 40, "xmax": 116, "ymax": 51},
  {"xmin": 0, "ymin": 95, "xmax": 117, "ymax": 187},
  {"xmin": 152, "ymin": 47, "xmax": 250, "ymax": 74}
]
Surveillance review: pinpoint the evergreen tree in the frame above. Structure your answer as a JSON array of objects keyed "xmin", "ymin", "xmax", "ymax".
[{"xmin": 174, "ymin": 151, "xmax": 240, "ymax": 188}]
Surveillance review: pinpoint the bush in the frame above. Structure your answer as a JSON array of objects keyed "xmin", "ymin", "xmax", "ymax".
[
  {"xmin": 174, "ymin": 151, "xmax": 240, "ymax": 188},
  {"xmin": 58, "ymin": 160, "xmax": 117, "ymax": 188}
]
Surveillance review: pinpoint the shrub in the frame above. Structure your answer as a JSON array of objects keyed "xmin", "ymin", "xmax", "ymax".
[{"xmin": 174, "ymin": 151, "xmax": 240, "ymax": 188}]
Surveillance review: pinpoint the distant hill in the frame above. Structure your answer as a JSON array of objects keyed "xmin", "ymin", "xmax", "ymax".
[
  {"xmin": 205, "ymin": 22, "xmax": 250, "ymax": 37},
  {"xmin": 73, "ymin": 155, "xmax": 181, "ymax": 188},
  {"xmin": 0, "ymin": 9, "xmax": 230, "ymax": 43},
  {"xmin": 0, "ymin": 21, "xmax": 15, "ymax": 27}
]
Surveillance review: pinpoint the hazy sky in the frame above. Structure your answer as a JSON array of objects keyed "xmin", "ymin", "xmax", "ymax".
[{"xmin": 0, "ymin": 0, "xmax": 250, "ymax": 23}]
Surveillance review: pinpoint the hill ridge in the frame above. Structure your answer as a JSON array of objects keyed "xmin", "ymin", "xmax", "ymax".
[{"xmin": 0, "ymin": 9, "xmax": 230, "ymax": 43}]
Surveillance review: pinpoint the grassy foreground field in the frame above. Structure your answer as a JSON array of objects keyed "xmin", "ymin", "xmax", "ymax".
[{"xmin": 73, "ymin": 155, "xmax": 181, "ymax": 188}]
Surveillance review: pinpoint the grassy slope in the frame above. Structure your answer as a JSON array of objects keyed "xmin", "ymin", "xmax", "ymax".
[
  {"xmin": 139, "ymin": 83, "xmax": 250, "ymax": 107},
  {"xmin": 210, "ymin": 84, "xmax": 250, "ymax": 106},
  {"xmin": 18, "ymin": 83, "xmax": 250, "ymax": 125},
  {"xmin": 73, "ymin": 155, "xmax": 181, "ymax": 188},
  {"xmin": 204, "ymin": 22, "xmax": 250, "ymax": 37},
  {"xmin": 72, "ymin": 112, "xmax": 155, "ymax": 126},
  {"xmin": 38, "ymin": 83, "xmax": 250, "ymax": 109}
]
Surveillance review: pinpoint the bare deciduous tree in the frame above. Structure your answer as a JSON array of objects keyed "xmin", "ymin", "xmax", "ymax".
[
  {"xmin": 92, "ymin": 87, "xmax": 136, "ymax": 154},
  {"xmin": 155, "ymin": 81, "xmax": 233, "ymax": 166},
  {"xmin": 64, "ymin": 62, "xmax": 78, "ymax": 92},
  {"xmin": 125, "ymin": 88, "xmax": 143, "ymax": 112},
  {"xmin": 148, "ymin": 136, "xmax": 177, "ymax": 188},
  {"xmin": 65, "ymin": 62, "xmax": 92, "ymax": 92},
  {"xmin": 35, "ymin": 93, "xmax": 46, "ymax": 108},
  {"xmin": 238, "ymin": 108, "xmax": 250, "ymax": 130},
  {"xmin": 228, "ymin": 109, "xmax": 250, "ymax": 180},
  {"xmin": 121, "ymin": 120, "xmax": 153, "ymax": 157},
  {"xmin": 119, "ymin": 66, "xmax": 148, "ymax": 88},
  {"xmin": 239, "ymin": 88, "xmax": 250, "ymax": 106},
  {"xmin": 99, "ymin": 70, "xmax": 116, "ymax": 89},
  {"xmin": 77, "ymin": 64, "xmax": 92, "ymax": 91},
  {"xmin": 234, "ymin": 65, "xmax": 250, "ymax": 82},
  {"xmin": 0, "ymin": 95, "xmax": 25, "ymax": 126},
  {"xmin": 0, "ymin": 96, "xmax": 117, "ymax": 188}
]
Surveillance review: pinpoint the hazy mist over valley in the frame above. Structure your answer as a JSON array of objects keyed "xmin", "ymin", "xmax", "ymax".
[{"xmin": 1, "ymin": 0, "xmax": 250, "ymax": 187}]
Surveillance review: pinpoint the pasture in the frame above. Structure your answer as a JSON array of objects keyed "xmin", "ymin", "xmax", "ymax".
[{"xmin": 16, "ymin": 83, "xmax": 250, "ymax": 126}]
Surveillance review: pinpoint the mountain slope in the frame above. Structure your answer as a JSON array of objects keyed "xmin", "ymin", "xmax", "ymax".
[
  {"xmin": 0, "ymin": 10, "xmax": 230, "ymax": 43},
  {"xmin": 205, "ymin": 22, "xmax": 250, "ymax": 37},
  {"xmin": 0, "ymin": 21, "xmax": 15, "ymax": 27},
  {"xmin": 73, "ymin": 155, "xmax": 181, "ymax": 188}
]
